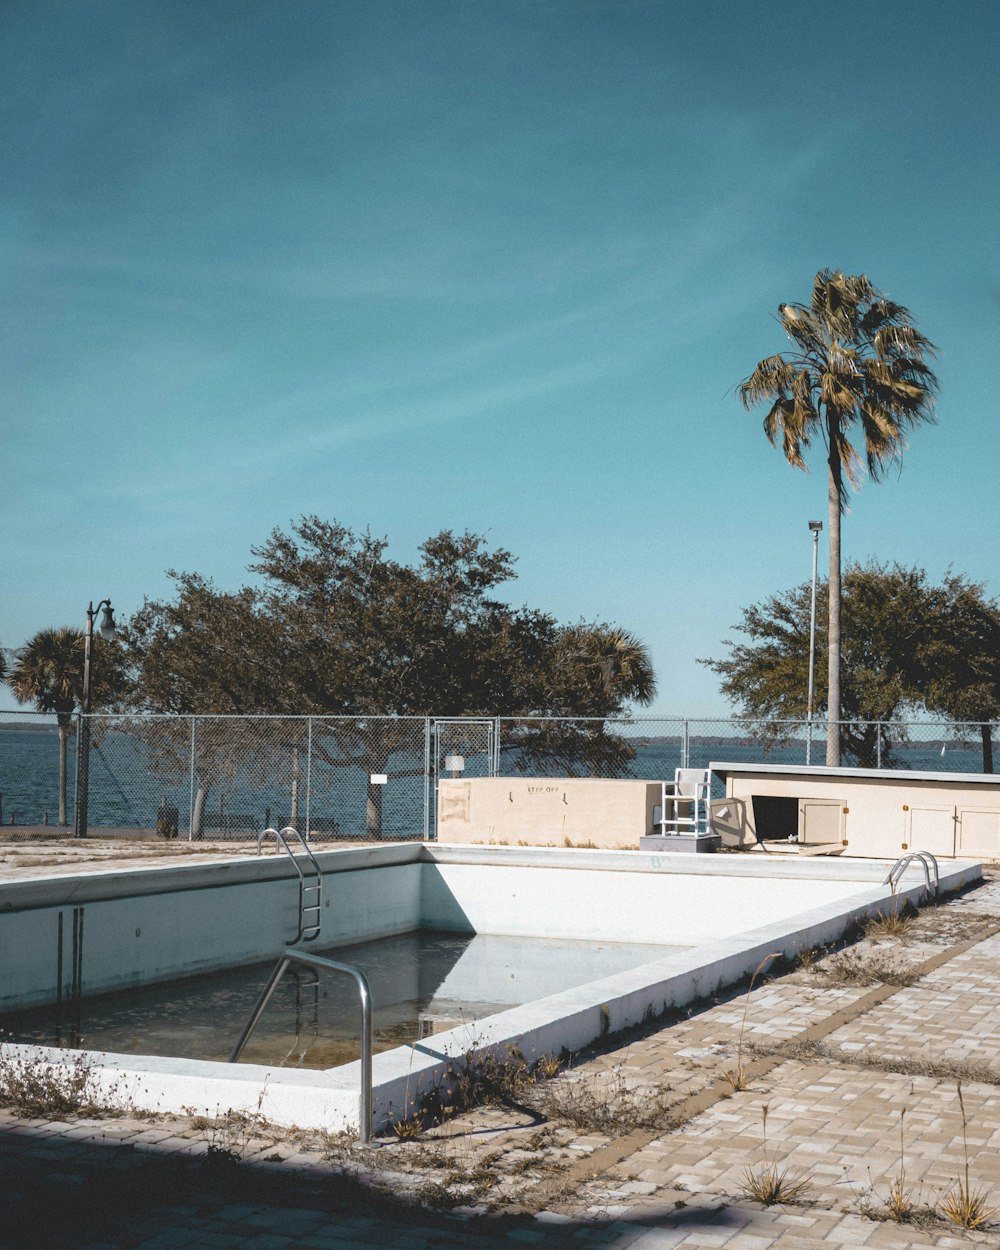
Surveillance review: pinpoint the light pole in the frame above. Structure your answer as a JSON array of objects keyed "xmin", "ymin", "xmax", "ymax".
[
  {"xmin": 806, "ymin": 522, "xmax": 823, "ymax": 766},
  {"xmin": 73, "ymin": 599, "xmax": 116, "ymax": 838}
]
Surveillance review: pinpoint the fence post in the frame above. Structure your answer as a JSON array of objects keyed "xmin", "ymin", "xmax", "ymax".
[
  {"xmin": 188, "ymin": 717, "xmax": 197, "ymax": 841},
  {"xmin": 305, "ymin": 717, "xmax": 313, "ymax": 838},
  {"xmin": 682, "ymin": 720, "xmax": 690, "ymax": 770},
  {"xmin": 876, "ymin": 722, "xmax": 883, "ymax": 769},
  {"xmin": 423, "ymin": 718, "xmax": 432, "ymax": 840}
]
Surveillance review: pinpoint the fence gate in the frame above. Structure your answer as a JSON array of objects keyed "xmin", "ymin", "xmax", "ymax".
[{"xmin": 429, "ymin": 718, "xmax": 497, "ymax": 839}]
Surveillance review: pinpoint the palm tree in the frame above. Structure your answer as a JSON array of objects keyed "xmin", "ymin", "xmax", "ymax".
[
  {"xmin": 555, "ymin": 624, "xmax": 657, "ymax": 714},
  {"xmin": 739, "ymin": 270, "xmax": 937, "ymax": 765},
  {"xmin": 9, "ymin": 628, "xmax": 84, "ymax": 825}
]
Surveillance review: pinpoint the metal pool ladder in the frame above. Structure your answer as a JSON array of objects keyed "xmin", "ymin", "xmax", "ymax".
[
  {"xmin": 257, "ymin": 825, "xmax": 323, "ymax": 943},
  {"xmin": 229, "ymin": 948, "xmax": 374, "ymax": 1143},
  {"xmin": 884, "ymin": 850, "xmax": 940, "ymax": 902}
]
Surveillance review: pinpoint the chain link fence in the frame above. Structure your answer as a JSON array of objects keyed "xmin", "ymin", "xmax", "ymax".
[{"xmin": 1, "ymin": 709, "xmax": 996, "ymax": 841}]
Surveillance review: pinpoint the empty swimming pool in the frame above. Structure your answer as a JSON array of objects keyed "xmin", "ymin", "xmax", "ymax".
[{"xmin": 0, "ymin": 843, "xmax": 981, "ymax": 1135}]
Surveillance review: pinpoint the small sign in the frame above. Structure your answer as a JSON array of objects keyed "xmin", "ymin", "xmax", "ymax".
[
  {"xmin": 444, "ymin": 755, "xmax": 465, "ymax": 773},
  {"xmin": 370, "ymin": 773, "xmax": 388, "ymax": 785}
]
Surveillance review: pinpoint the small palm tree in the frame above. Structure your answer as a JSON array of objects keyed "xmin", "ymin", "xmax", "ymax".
[
  {"xmin": 9, "ymin": 628, "xmax": 84, "ymax": 825},
  {"xmin": 739, "ymin": 270, "xmax": 937, "ymax": 765},
  {"xmin": 555, "ymin": 624, "xmax": 656, "ymax": 714}
]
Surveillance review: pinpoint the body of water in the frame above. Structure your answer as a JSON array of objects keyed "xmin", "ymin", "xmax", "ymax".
[{"xmin": 0, "ymin": 928, "xmax": 681, "ymax": 1068}]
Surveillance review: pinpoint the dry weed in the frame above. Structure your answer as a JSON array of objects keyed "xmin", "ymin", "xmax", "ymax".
[
  {"xmin": 722, "ymin": 952, "xmax": 781, "ymax": 1091},
  {"xmin": 823, "ymin": 948, "xmax": 919, "ymax": 987},
  {"xmin": 391, "ymin": 1041, "xmax": 561, "ymax": 1136},
  {"xmin": 190, "ymin": 1086, "xmax": 272, "ymax": 1165},
  {"xmin": 865, "ymin": 907, "xmax": 913, "ymax": 940},
  {"xmin": 796, "ymin": 946, "xmax": 822, "ymax": 973},
  {"xmin": 939, "ymin": 1083, "xmax": 997, "ymax": 1230},
  {"xmin": 0, "ymin": 1042, "xmax": 130, "ymax": 1118},
  {"xmin": 539, "ymin": 1060, "xmax": 672, "ymax": 1135},
  {"xmin": 738, "ymin": 1104, "xmax": 808, "ymax": 1207},
  {"xmin": 940, "ymin": 1181, "xmax": 996, "ymax": 1231}
]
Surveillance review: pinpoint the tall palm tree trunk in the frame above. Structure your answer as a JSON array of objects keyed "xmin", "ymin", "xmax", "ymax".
[{"xmin": 826, "ymin": 426, "xmax": 842, "ymax": 768}]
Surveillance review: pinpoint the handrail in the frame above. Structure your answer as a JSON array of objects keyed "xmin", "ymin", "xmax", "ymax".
[
  {"xmin": 228, "ymin": 948, "xmax": 373, "ymax": 1143},
  {"xmin": 884, "ymin": 850, "xmax": 940, "ymax": 901},
  {"xmin": 257, "ymin": 825, "xmax": 323, "ymax": 943}
]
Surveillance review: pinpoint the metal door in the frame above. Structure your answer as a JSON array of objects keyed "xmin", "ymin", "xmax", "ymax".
[{"xmin": 429, "ymin": 719, "xmax": 497, "ymax": 839}]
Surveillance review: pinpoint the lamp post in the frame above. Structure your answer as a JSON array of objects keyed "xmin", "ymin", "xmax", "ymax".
[
  {"xmin": 806, "ymin": 522, "xmax": 823, "ymax": 766},
  {"xmin": 73, "ymin": 599, "xmax": 116, "ymax": 838}
]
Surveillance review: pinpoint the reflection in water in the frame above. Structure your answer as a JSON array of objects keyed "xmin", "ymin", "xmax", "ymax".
[{"xmin": 2, "ymin": 929, "xmax": 686, "ymax": 1070}]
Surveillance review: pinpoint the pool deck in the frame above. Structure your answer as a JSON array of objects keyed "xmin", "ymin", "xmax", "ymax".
[{"xmin": 4, "ymin": 842, "xmax": 1000, "ymax": 1247}]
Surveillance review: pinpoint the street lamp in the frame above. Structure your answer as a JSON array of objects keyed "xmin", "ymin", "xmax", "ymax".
[
  {"xmin": 806, "ymin": 522, "xmax": 823, "ymax": 766},
  {"xmin": 73, "ymin": 599, "xmax": 116, "ymax": 838}
]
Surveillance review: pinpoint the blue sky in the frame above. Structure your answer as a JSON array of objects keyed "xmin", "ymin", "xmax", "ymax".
[{"xmin": 3, "ymin": 0, "xmax": 998, "ymax": 716}]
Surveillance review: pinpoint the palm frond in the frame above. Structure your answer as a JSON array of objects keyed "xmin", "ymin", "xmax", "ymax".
[
  {"xmin": 739, "ymin": 355, "xmax": 797, "ymax": 408},
  {"xmin": 835, "ymin": 429, "xmax": 864, "ymax": 497}
]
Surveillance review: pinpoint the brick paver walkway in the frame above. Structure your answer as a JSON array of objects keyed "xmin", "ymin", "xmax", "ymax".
[{"xmin": 3, "ymin": 857, "xmax": 1000, "ymax": 1248}]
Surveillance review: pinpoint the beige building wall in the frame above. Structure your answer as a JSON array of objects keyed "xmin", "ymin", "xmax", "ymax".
[
  {"xmin": 713, "ymin": 762, "xmax": 1000, "ymax": 859},
  {"xmin": 435, "ymin": 777, "xmax": 661, "ymax": 848}
]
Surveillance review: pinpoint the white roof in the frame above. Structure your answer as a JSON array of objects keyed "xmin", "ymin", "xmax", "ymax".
[{"xmin": 708, "ymin": 760, "xmax": 1000, "ymax": 787}]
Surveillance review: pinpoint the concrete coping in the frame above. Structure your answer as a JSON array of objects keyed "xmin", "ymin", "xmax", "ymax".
[{"xmin": 0, "ymin": 840, "xmax": 959, "ymax": 912}]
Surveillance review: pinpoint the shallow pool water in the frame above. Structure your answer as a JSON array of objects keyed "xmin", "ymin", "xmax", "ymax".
[{"xmin": 1, "ymin": 929, "xmax": 684, "ymax": 1069}]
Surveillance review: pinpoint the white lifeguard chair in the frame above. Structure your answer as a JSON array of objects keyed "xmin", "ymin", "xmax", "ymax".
[{"xmin": 658, "ymin": 768, "xmax": 711, "ymax": 836}]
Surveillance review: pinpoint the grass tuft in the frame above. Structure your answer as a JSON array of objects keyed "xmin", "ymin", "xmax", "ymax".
[
  {"xmin": 939, "ymin": 1082, "xmax": 997, "ymax": 1230},
  {"xmin": 738, "ymin": 1104, "xmax": 808, "ymax": 1207},
  {"xmin": 940, "ymin": 1181, "xmax": 996, "ymax": 1230}
]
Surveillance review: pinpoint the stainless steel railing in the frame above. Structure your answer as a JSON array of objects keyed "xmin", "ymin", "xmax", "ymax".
[
  {"xmin": 884, "ymin": 850, "xmax": 940, "ymax": 901},
  {"xmin": 257, "ymin": 825, "xmax": 323, "ymax": 943},
  {"xmin": 228, "ymin": 948, "xmax": 373, "ymax": 1142}
]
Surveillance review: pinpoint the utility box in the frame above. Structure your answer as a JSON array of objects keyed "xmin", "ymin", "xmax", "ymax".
[{"xmin": 435, "ymin": 777, "xmax": 661, "ymax": 848}]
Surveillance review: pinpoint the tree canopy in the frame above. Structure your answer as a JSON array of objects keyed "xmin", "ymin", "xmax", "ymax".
[
  {"xmin": 702, "ymin": 563, "xmax": 1000, "ymax": 770},
  {"xmin": 117, "ymin": 518, "xmax": 657, "ymax": 833},
  {"xmin": 119, "ymin": 518, "xmax": 655, "ymax": 722}
]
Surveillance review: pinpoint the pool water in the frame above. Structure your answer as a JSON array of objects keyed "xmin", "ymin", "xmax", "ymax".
[{"xmin": 1, "ymin": 929, "xmax": 684, "ymax": 1069}]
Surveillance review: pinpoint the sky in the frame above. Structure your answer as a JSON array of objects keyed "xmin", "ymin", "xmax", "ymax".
[{"xmin": 3, "ymin": 0, "xmax": 998, "ymax": 717}]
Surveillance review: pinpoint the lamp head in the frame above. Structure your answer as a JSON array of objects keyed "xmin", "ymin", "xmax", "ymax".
[
  {"xmin": 808, "ymin": 520, "xmax": 823, "ymax": 533},
  {"xmin": 98, "ymin": 602, "xmax": 117, "ymax": 641}
]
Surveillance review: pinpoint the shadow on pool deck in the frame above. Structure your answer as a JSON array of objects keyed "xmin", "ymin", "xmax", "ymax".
[{"xmin": 0, "ymin": 1119, "xmax": 757, "ymax": 1250}]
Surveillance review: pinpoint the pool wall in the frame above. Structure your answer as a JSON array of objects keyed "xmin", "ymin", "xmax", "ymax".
[
  {"xmin": 0, "ymin": 846, "xmax": 982, "ymax": 1135},
  {"xmin": 0, "ymin": 845, "xmax": 422, "ymax": 1011},
  {"xmin": 0, "ymin": 845, "xmax": 913, "ymax": 1011}
]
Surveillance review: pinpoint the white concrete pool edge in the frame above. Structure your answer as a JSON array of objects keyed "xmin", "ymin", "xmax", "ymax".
[{"xmin": 2, "ymin": 853, "xmax": 980, "ymax": 1136}]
